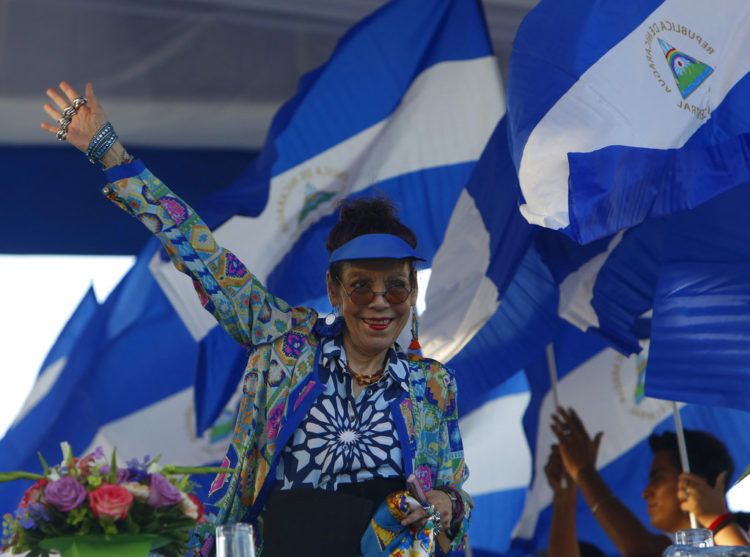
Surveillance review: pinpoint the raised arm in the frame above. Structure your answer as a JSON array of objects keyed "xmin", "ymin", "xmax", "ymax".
[
  {"xmin": 545, "ymin": 444, "xmax": 580, "ymax": 557},
  {"xmin": 551, "ymin": 407, "xmax": 670, "ymax": 557},
  {"xmin": 41, "ymin": 82, "xmax": 310, "ymax": 347}
]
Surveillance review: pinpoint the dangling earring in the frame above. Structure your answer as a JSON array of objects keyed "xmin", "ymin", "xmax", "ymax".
[
  {"xmin": 325, "ymin": 305, "xmax": 339, "ymax": 326},
  {"xmin": 408, "ymin": 307, "xmax": 421, "ymax": 353},
  {"xmin": 317, "ymin": 305, "xmax": 343, "ymax": 337}
]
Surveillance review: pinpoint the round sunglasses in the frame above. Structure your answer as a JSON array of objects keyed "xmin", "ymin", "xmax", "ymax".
[{"xmin": 335, "ymin": 276, "xmax": 412, "ymax": 305}]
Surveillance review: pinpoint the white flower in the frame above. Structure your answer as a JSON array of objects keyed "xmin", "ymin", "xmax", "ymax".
[
  {"xmin": 147, "ymin": 461, "xmax": 163, "ymax": 474},
  {"xmin": 60, "ymin": 442, "xmax": 73, "ymax": 465},
  {"xmin": 180, "ymin": 493, "xmax": 199, "ymax": 520},
  {"xmin": 122, "ymin": 482, "xmax": 150, "ymax": 500}
]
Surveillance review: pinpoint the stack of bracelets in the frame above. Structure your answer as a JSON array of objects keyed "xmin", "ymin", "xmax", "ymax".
[
  {"xmin": 434, "ymin": 486, "xmax": 465, "ymax": 537},
  {"xmin": 86, "ymin": 122, "xmax": 119, "ymax": 166},
  {"xmin": 55, "ymin": 96, "xmax": 87, "ymax": 141}
]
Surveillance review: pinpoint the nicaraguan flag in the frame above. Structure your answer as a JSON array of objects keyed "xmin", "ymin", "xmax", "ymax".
[
  {"xmin": 510, "ymin": 324, "xmax": 750, "ymax": 556},
  {"xmin": 147, "ymin": 0, "xmax": 504, "ymax": 432},
  {"xmin": 419, "ymin": 104, "xmax": 750, "ymax": 556},
  {"xmin": 417, "ymin": 115, "xmax": 537, "ymax": 555},
  {"xmin": 507, "ymin": 0, "xmax": 750, "ymax": 244}
]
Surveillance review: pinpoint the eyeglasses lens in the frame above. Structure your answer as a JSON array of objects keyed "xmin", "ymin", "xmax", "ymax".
[{"xmin": 349, "ymin": 286, "xmax": 409, "ymax": 305}]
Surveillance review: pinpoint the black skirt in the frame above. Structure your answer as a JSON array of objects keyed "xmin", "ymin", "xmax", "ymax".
[{"xmin": 262, "ymin": 477, "xmax": 404, "ymax": 557}]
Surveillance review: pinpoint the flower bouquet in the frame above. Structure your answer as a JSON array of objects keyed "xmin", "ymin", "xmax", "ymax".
[{"xmin": 1, "ymin": 443, "xmax": 230, "ymax": 557}]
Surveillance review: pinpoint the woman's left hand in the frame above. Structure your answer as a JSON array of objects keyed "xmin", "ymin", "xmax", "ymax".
[{"xmin": 400, "ymin": 489, "xmax": 453, "ymax": 532}]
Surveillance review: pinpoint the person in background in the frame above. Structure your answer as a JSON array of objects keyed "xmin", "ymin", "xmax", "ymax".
[
  {"xmin": 548, "ymin": 407, "xmax": 748, "ymax": 556},
  {"xmin": 543, "ymin": 445, "xmax": 604, "ymax": 557}
]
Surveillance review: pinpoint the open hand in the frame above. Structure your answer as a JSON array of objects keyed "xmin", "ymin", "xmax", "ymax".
[
  {"xmin": 41, "ymin": 82, "xmax": 108, "ymax": 152},
  {"xmin": 550, "ymin": 406, "xmax": 603, "ymax": 482}
]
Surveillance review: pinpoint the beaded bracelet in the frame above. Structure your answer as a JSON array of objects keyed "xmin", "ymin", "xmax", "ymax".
[
  {"xmin": 86, "ymin": 122, "xmax": 118, "ymax": 165},
  {"xmin": 435, "ymin": 486, "xmax": 464, "ymax": 532}
]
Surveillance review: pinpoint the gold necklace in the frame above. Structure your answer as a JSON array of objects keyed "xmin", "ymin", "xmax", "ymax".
[{"xmin": 345, "ymin": 364, "xmax": 386, "ymax": 387}]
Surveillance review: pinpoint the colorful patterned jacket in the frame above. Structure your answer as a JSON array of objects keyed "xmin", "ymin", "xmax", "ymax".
[{"xmin": 101, "ymin": 161, "xmax": 472, "ymax": 553}]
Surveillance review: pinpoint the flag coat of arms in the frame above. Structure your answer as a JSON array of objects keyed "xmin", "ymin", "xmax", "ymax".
[{"xmin": 507, "ymin": 0, "xmax": 750, "ymax": 244}]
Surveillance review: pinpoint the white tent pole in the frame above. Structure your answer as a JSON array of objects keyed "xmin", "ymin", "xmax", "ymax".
[
  {"xmin": 673, "ymin": 401, "xmax": 698, "ymax": 529},
  {"xmin": 546, "ymin": 343, "xmax": 560, "ymax": 409}
]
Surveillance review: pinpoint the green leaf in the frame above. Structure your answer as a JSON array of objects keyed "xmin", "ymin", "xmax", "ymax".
[
  {"xmin": 37, "ymin": 452, "xmax": 50, "ymax": 476},
  {"xmin": 162, "ymin": 465, "xmax": 236, "ymax": 475},
  {"xmin": 0, "ymin": 471, "xmax": 45, "ymax": 482},
  {"xmin": 109, "ymin": 448, "xmax": 117, "ymax": 484}
]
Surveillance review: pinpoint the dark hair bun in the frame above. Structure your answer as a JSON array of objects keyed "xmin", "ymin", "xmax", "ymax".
[{"xmin": 326, "ymin": 196, "xmax": 417, "ymax": 253}]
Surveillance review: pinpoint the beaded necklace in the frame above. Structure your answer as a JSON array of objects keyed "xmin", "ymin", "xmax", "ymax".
[{"xmin": 345, "ymin": 364, "xmax": 386, "ymax": 387}]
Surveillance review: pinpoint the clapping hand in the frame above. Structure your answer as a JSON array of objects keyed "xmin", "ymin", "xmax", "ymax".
[
  {"xmin": 550, "ymin": 407, "xmax": 603, "ymax": 482},
  {"xmin": 545, "ymin": 444, "xmax": 576, "ymax": 496}
]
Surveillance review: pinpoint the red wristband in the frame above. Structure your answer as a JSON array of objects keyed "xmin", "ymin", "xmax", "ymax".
[{"xmin": 707, "ymin": 512, "xmax": 733, "ymax": 532}]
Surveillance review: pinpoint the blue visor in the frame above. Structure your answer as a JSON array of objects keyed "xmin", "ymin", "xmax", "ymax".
[{"xmin": 329, "ymin": 233, "xmax": 425, "ymax": 264}]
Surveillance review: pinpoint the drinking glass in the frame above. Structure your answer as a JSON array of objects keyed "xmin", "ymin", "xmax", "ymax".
[{"xmin": 216, "ymin": 523, "xmax": 256, "ymax": 557}]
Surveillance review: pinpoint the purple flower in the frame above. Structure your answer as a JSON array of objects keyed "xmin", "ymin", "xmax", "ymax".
[
  {"xmin": 18, "ymin": 513, "xmax": 36, "ymax": 530},
  {"xmin": 27, "ymin": 503, "xmax": 49, "ymax": 522},
  {"xmin": 147, "ymin": 474, "xmax": 183, "ymax": 508},
  {"xmin": 44, "ymin": 476, "xmax": 86, "ymax": 512},
  {"xmin": 100, "ymin": 465, "xmax": 130, "ymax": 484},
  {"xmin": 200, "ymin": 534, "xmax": 215, "ymax": 557},
  {"xmin": 127, "ymin": 467, "xmax": 149, "ymax": 483}
]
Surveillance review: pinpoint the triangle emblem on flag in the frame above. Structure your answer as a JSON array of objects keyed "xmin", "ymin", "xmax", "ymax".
[{"xmin": 657, "ymin": 38, "xmax": 714, "ymax": 99}]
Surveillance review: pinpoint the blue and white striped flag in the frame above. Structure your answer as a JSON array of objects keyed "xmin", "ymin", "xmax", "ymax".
[
  {"xmin": 147, "ymin": 0, "xmax": 505, "ymax": 432},
  {"xmin": 503, "ymin": 0, "xmax": 750, "ymax": 410},
  {"xmin": 507, "ymin": 0, "xmax": 750, "ymax": 244}
]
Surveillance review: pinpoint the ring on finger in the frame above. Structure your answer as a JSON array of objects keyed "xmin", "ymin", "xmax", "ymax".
[
  {"xmin": 433, "ymin": 511, "xmax": 442, "ymax": 535},
  {"xmin": 72, "ymin": 96, "xmax": 88, "ymax": 110},
  {"xmin": 62, "ymin": 106, "xmax": 77, "ymax": 119},
  {"xmin": 56, "ymin": 129, "xmax": 68, "ymax": 141}
]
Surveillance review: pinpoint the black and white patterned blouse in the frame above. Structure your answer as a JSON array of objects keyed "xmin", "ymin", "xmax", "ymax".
[{"xmin": 275, "ymin": 335, "xmax": 407, "ymax": 489}]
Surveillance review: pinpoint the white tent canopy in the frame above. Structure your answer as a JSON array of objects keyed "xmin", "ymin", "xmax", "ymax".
[{"xmin": 1, "ymin": 0, "xmax": 536, "ymax": 148}]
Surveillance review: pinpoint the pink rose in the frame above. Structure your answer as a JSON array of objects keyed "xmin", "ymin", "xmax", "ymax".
[
  {"xmin": 147, "ymin": 474, "xmax": 183, "ymax": 508},
  {"xmin": 89, "ymin": 484, "xmax": 133, "ymax": 520}
]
